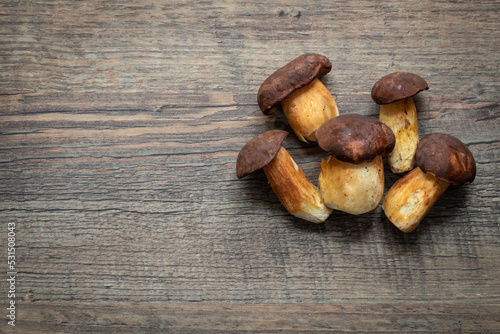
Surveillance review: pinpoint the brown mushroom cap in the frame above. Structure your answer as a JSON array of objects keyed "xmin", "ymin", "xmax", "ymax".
[
  {"xmin": 236, "ymin": 130, "xmax": 289, "ymax": 179},
  {"xmin": 416, "ymin": 133, "xmax": 476, "ymax": 186},
  {"xmin": 316, "ymin": 114, "xmax": 396, "ymax": 164},
  {"xmin": 371, "ymin": 72, "xmax": 429, "ymax": 105},
  {"xmin": 257, "ymin": 53, "xmax": 332, "ymax": 115}
]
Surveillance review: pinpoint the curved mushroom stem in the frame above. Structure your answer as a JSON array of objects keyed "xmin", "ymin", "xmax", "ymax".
[
  {"xmin": 379, "ymin": 97, "xmax": 419, "ymax": 173},
  {"xmin": 383, "ymin": 167, "xmax": 450, "ymax": 232},
  {"xmin": 281, "ymin": 78, "xmax": 338, "ymax": 142},
  {"xmin": 263, "ymin": 146, "xmax": 332, "ymax": 223},
  {"xmin": 318, "ymin": 155, "xmax": 385, "ymax": 215}
]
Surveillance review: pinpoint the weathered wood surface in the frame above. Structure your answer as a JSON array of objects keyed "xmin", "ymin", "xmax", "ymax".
[
  {"xmin": 1, "ymin": 0, "xmax": 499, "ymax": 332},
  {"xmin": 6, "ymin": 302, "xmax": 500, "ymax": 333}
]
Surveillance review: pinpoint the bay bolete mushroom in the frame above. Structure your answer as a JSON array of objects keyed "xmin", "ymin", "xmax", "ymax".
[
  {"xmin": 371, "ymin": 72, "xmax": 429, "ymax": 173},
  {"xmin": 316, "ymin": 114, "xmax": 395, "ymax": 215},
  {"xmin": 383, "ymin": 133, "xmax": 476, "ymax": 232},
  {"xmin": 236, "ymin": 130, "xmax": 332, "ymax": 223},
  {"xmin": 257, "ymin": 53, "xmax": 339, "ymax": 142}
]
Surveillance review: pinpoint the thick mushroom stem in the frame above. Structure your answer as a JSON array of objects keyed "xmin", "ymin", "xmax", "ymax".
[
  {"xmin": 383, "ymin": 167, "xmax": 450, "ymax": 232},
  {"xmin": 318, "ymin": 155, "xmax": 385, "ymax": 215},
  {"xmin": 379, "ymin": 97, "xmax": 419, "ymax": 173},
  {"xmin": 281, "ymin": 78, "xmax": 338, "ymax": 142},
  {"xmin": 263, "ymin": 146, "xmax": 332, "ymax": 223}
]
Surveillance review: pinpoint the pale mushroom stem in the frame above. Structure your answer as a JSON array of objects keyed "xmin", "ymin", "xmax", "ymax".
[
  {"xmin": 383, "ymin": 167, "xmax": 450, "ymax": 232},
  {"xmin": 379, "ymin": 97, "xmax": 419, "ymax": 173},
  {"xmin": 281, "ymin": 78, "xmax": 339, "ymax": 142},
  {"xmin": 318, "ymin": 155, "xmax": 385, "ymax": 215},
  {"xmin": 263, "ymin": 146, "xmax": 332, "ymax": 223}
]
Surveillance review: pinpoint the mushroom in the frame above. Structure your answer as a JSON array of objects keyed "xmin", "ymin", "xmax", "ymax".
[
  {"xmin": 383, "ymin": 133, "xmax": 476, "ymax": 232},
  {"xmin": 371, "ymin": 72, "xmax": 429, "ymax": 173},
  {"xmin": 236, "ymin": 130, "xmax": 332, "ymax": 223},
  {"xmin": 316, "ymin": 114, "xmax": 396, "ymax": 215},
  {"xmin": 257, "ymin": 53, "xmax": 339, "ymax": 142}
]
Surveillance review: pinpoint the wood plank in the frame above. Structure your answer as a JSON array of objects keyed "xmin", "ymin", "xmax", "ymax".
[
  {"xmin": 1, "ymin": 0, "xmax": 499, "ymax": 332},
  {"xmin": 1, "ymin": 88, "xmax": 498, "ymax": 304},
  {"xmin": 3, "ymin": 302, "xmax": 500, "ymax": 333}
]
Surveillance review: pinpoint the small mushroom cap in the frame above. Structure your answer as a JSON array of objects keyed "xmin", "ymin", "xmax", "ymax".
[
  {"xmin": 316, "ymin": 114, "xmax": 396, "ymax": 164},
  {"xmin": 236, "ymin": 130, "xmax": 289, "ymax": 179},
  {"xmin": 371, "ymin": 72, "xmax": 429, "ymax": 105},
  {"xmin": 416, "ymin": 133, "xmax": 476, "ymax": 186},
  {"xmin": 257, "ymin": 53, "xmax": 332, "ymax": 114}
]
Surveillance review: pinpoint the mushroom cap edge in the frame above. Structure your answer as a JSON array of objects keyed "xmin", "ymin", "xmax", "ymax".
[
  {"xmin": 236, "ymin": 130, "xmax": 289, "ymax": 179},
  {"xmin": 257, "ymin": 53, "xmax": 332, "ymax": 114},
  {"xmin": 371, "ymin": 71, "xmax": 429, "ymax": 105},
  {"xmin": 316, "ymin": 114, "xmax": 396, "ymax": 164},
  {"xmin": 416, "ymin": 133, "xmax": 476, "ymax": 186}
]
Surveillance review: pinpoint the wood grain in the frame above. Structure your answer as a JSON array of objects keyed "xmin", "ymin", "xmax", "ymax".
[
  {"xmin": 1, "ymin": 0, "xmax": 499, "ymax": 332},
  {"xmin": 3, "ymin": 302, "xmax": 500, "ymax": 333}
]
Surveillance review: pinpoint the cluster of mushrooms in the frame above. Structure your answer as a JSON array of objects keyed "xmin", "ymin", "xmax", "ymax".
[{"xmin": 236, "ymin": 54, "xmax": 476, "ymax": 232}]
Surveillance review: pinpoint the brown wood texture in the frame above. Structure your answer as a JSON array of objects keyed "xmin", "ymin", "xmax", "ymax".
[
  {"xmin": 5, "ymin": 302, "xmax": 500, "ymax": 333},
  {"xmin": 1, "ymin": 0, "xmax": 499, "ymax": 332}
]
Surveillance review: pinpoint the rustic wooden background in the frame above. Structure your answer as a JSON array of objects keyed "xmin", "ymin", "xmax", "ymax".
[{"xmin": 1, "ymin": 0, "xmax": 499, "ymax": 332}]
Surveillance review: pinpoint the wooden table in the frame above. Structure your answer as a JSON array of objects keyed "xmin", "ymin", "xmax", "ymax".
[{"xmin": 1, "ymin": 1, "xmax": 499, "ymax": 332}]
